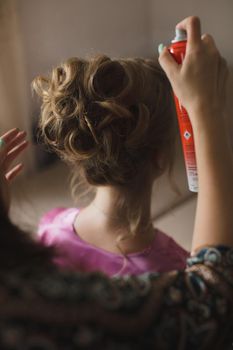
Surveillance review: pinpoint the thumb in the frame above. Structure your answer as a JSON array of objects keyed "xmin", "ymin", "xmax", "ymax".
[
  {"xmin": 158, "ymin": 45, "xmax": 180, "ymax": 81},
  {"xmin": 0, "ymin": 138, "xmax": 6, "ymax": 151},
  {"xmin": 0, "ymin": 138, "xmax": 6, "ymax": 165}
]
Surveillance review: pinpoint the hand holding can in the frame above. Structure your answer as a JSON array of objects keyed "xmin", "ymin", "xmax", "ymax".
[
  {"xmin": 169, "ymin": 28, "xmax": 198, "ymax": 192},
  {"xmin": 158, "ymin": 17, "xmax": 228, "ymax": 192},
  {"xmin": 158, "ymin": 17, "xmax": 228, "ymax": 128}
]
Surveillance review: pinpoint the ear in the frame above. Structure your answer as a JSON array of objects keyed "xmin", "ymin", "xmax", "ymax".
[{"xmin": 151, "ymin": 151, "xmax": 166, "ymax": 177}]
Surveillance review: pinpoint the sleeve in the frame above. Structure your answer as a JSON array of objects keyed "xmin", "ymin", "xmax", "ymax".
[
  {"xmin": 37, "ymin": 207, "xmax": 67, "ymax": 245},
  {"xmin": 0, "ymin": 245, "xmax": 232, "ymax": 349}
]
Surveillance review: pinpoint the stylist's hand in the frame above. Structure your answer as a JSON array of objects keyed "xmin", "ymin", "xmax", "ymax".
[
  {"xmin": 0, "ymin": 128, "xmax": 28, "ymax": 210},
  {"xmin": 158, "ymin": 16, "xmax": 229, "ymax": 128}
]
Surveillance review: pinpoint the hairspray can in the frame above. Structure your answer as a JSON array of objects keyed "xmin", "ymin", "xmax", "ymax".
[{"xmin": 169, "ymin": 28, "xmax": 198, "ymax": 192}]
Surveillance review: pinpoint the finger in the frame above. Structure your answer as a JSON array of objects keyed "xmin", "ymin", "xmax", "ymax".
[
  {"xmin": 218, "ymin": 56, "xmax": 229, "ymax": 90},
  {"xmin": 218, "ymin": 56, "xmax": 228, "ymax": 70},
  {"xmin": 4, "ymin": 140, "xmax": 29, "ymax": 170},
  {"xmin": 0, "ymin": 129, "xmax": 22, "ymax": 159},
  {"xmin": 158, "ymin": 46, "xmax": 180, "ymax": 81},
  {"xmin": 5, "ymin": 163, "xmax": 24, "ymax": 182},
  {"xmin": 0, "ymin": 138, "xmax": 6, "ymax": 150},
  {"xmin": 6, "ymin": 131, "xmax": 27, "ymax": 152},
  {"xmin": 176, "ymin": 16, "xmax": 202, "ymax": 49},
  {"xmin": 222, "ymin": 57, "xmax": 229, "ymax": 83},
  {"xmin": 0, "ymin": 138, "xmax": 7, "ymax": 166},
  {"xmin": 1, "ymin": 128, "xmax": 20, "ymax": 144},
  {"xmin": 201, "ymin": 33, "xmax": 218, "ymax": 51}
]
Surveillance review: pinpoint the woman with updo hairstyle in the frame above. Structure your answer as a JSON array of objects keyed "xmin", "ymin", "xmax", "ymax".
[{"xmin": 33, "ymin": 54, "xmax": 189, "ymax": 275}]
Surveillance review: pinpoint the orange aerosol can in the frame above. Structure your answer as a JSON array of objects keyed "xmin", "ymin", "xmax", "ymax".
[{"xmin": 169, "ymin": 28, "xmax": 198, "ymax": 192}]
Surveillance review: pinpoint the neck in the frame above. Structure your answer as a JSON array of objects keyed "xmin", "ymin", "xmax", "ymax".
[
  {"xmin": 91, "ymin": 182, "xmax": 153, "ymax": 232},
  {"xmin": 74, "ymin": 180, "xmax": 156, "ymax": 254}
]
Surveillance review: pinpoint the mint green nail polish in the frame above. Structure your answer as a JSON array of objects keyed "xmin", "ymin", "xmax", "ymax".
[
  {"xmin": 158, "ymin": 43, "xmax": 165, "ymax": 54},
  {"xmin": 0, "ymin": 138, "xmax": 5, "ymax": 148}
]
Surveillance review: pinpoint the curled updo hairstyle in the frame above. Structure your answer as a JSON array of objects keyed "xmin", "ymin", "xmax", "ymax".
[
  {"xmin": 33, "ymin": 55, "xmax": 175, "ymax": 184},
  {"xmin": 33, "ymin": 55, "xmax": 176, "ymax": 234}
]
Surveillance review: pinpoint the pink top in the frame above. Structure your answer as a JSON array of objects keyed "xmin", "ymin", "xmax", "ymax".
[{"xmin": 38, "ymin": 207, "xmax": 189, "ymax": 276}]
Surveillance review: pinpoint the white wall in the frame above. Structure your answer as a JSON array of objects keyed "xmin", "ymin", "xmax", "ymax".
[{"xmin": 18, "ymin": 0, "xmax": 152, "ymax": 83}]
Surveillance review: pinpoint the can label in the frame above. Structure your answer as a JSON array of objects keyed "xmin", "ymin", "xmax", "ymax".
[{"xmin": 169, "ymin": 40, "xmax": 198, "ymax": 192}]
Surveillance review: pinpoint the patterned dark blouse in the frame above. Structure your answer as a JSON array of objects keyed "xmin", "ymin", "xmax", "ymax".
[{"xmin": 0, "ymin": 245, "xmax": 232, "ymax": 349}]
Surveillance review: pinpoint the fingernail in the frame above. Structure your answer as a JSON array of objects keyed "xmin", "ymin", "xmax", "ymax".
[
  {"xmin": 158, "ymin": 43, "xmax": 165, "ymax": 54},
  {"xmin": 0, "ymin": 138, "xmax": 5, "ymax": 149},
  {"xmin": 19, "ymin": 130, "xmax": 27, "ymax": 136}
]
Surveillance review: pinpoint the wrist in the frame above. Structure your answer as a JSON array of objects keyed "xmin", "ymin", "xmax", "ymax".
[
  {"xmin": 192, "ymin": 114, "xmax": 233, "ymax": 176},
  {"xmin": 192, "ymin": 118, "xmax": 229, "ymax": 152},
  {"xmin": 188, "ymin": 106, "xmax": 223, "ymax": 132}
]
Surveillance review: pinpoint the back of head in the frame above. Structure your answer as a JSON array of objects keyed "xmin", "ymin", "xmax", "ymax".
[{"xmin": 33, "ymin": 55, "xmax": 176, "ymax": 188}]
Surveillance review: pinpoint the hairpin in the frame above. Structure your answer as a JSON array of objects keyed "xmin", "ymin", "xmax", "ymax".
[{"xmin": 83, "ymin": 113, "xmax": 99, "ymax": 145}]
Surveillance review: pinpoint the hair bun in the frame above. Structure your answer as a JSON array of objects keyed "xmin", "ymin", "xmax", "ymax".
[{"xmin": 90, "ymin": 58, "xmax": 128, "ymax": 100}]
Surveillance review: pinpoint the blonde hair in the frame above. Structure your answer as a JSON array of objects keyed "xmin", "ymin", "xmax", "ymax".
[{"xmin": 33, "ymin": 55, "xmax": 176, "ymax": 237}]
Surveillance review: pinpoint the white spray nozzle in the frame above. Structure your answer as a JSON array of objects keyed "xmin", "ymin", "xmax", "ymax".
[{"xmin": 172, "ymin": 28, "xmax": 187, "ymax": 43}]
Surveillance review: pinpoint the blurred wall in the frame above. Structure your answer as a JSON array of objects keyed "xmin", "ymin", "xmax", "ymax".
[
  {"xmin": 0, "ymin": 0, "xmax": 33, "ymax": 169},
  {"xmin": 18, "ymin": 0, "xmax": 152, "ymax": 83},
  {"xmin": 18, "ymin": 0, "xmax": 233, "ymax": 77}
]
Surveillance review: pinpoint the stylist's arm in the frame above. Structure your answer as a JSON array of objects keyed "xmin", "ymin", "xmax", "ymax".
[{"xmin": 158, "ymin": 16, "xmax": 233, "ymax": 252}]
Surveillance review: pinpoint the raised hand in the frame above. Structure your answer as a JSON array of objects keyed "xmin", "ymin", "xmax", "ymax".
[
  {"xmin": 0, "ymin": 128, "xmax": 28, "ymax": 180},
  {"xmin": 158, "ymin": 16, "xmax": 228, "ymax": 129}
]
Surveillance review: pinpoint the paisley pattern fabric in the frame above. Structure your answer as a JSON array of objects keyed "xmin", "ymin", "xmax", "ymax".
[{"xmin": 0, "ymin": 245, "xmax": 232, "ymax": 349}]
